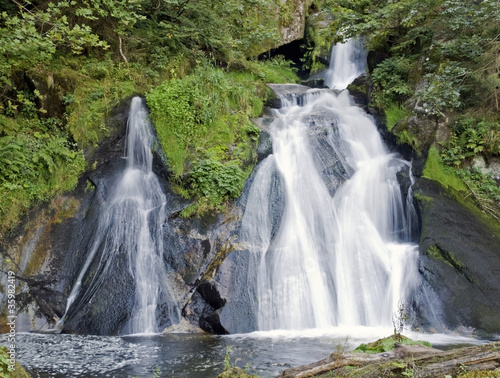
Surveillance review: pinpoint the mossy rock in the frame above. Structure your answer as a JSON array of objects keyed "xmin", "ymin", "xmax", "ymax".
[
  {"xmin": 217, "ymin": 367, "xmax": 257, "ymax": 378},
  {"xmin": 354, "ymin": 335, "xmax": 431, "ymax": 354},
  {"xmin": 0, "ymin": 345, "xmax": 30, "ymax": 378},
  {"xmin": 414, "ymin": 176, "xmax": 500, "ymax": 336}
]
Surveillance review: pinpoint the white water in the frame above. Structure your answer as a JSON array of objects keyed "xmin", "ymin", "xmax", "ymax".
[
  {"xmin": 325, "ymin": 38, "xmax": 367, "ymax": 90},
  {"xmin": 57, "ymin": 97, "xmax": 179, "ymax": 334},
  {"xmin": 242, "ymin": 41, "xmax": 421, "ymax": 331}
]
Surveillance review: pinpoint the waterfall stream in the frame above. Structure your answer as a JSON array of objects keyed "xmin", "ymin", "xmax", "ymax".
[
  {"xmin": 57, "ymin": 97, "xmax": 179, "ymax": 335},
  {"xmin": 325, "ymin": 38, "xmax": 368, "ymax": 90},
  {"xmin": 241, "ymin": 40, "xmax": 421, "ymax": 331}
]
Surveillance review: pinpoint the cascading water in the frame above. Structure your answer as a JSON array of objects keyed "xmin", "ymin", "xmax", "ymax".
[
  {"xmin": 325, "ymin": 38, "xmax": 367, "ymax": 90},
  {"xmin": 241, "ymin": 40, "xmax": 421, "ymax": 331},
  {"xmin": 56, "ymin": 97, "xmax": 179, "ymax": 334}
]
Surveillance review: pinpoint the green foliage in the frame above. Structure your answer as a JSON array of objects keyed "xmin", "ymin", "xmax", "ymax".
[
  {"xmin": 0, "ymin": 344, "xmax": 30, "ymax": 378},
  {"xmin": 217, "ymin": 346, "xmax": 258, "ymax": 378},
  {"xmin": 416, "ymin": 64, "xmax": 468, "ymax": 116},
  {"xmin": 0, "ymin": 119, "xmax": 85, "ymax": 234},
  {"xmin": 64, "ymin": 57, "xmax": 146, "ymax": 147},
  {"xmin": 396, "ymin": 130, "xmax": 420, "ymax": 151},
  {"xmin": 438, "ymin": 116, "xmax": 500, "ymax": 220},
  {"xmin": 456, "ymin": 168, "xmax": 500, "ymax": 221},
  {"xmin": 441, "ymin": 117, "xmax": 500, "ymax": 166},
  {"xmin": 423, "ymin": 147, "xmax": 467, "ymax": 192},
  {"xmin": 371, "ymin": 57, "xmax": 412, "ymax": 108},
  {"xmin": 0, "ymin": 346, "xmax": 13, "ymax": 377},
  {"xmin": 190, "ymin": 159, "xmax": 246, "ymax": 203}
]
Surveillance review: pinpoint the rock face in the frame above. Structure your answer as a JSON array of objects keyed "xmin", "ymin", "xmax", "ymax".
[
  {"xmin": 0, "ymin": 97, "xmax": 132, "ymax": 333},
  {"xmin": 278, "ymin": 0, "xmax": 311, "ymax": 46},
  {"xmin": 414, "ymin": 178, "xmax": 500, "ymax": 337}
]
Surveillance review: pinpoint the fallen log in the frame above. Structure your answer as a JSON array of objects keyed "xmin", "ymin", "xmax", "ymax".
[{"xmin": 279, "ymin": 340, "xmax": 500, "ymax": 377}]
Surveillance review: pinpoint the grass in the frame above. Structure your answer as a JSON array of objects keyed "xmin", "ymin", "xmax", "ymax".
[
  {"xmin": 385, "ymin": 103, "xmax": 409, "ymax": 131},
  {"xmin": 147, "ymin": 57, "xmax": 298, "ymax": 215}
]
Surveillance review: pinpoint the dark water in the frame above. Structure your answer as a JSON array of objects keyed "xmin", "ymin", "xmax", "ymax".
[
  {"xmin": 3, "ymin": 329, "xmax": 489, "ymax": 377},
  {"xmin": 4, "ymin": 332, "xmax": 339, "ymax": 377}
]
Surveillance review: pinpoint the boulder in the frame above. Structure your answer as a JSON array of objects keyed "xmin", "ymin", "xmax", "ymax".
[{"xmin": 414, "ymin": 177, "xmax": 500, "ymax": 336}]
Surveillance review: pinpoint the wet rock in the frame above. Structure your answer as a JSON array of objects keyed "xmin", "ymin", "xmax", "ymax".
[
  {"xmin": 347, "ymin": 74, "xmax": 369, "ymax": 110},
  {"xmin": 301, "ymin": 78, "xmax": 328, "ymax": 89},
  {"xmin": 393, "ymin": 115, "xmax": 437, "ymax": 152},
  {"xmin": 414, "ymin": 178, "xmax": 500, "ymax": 336},
  {"xmin": 200, "ymin": 307, "xmax": 229, "ymax": 335},
  {"xmin": 257, "ymin": 130, "xmax": 273, "ymax": 161}
]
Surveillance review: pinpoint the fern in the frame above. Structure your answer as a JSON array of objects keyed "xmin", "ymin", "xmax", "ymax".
[{"xmin": 0, "ymin": 137, "xmax": 27, "ymax": 182}]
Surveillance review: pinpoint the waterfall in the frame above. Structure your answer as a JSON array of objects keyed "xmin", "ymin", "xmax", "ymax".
[
  {"xmin": 325, "ymin": 38, "xmax": 367, "ymax": 90},
  {"xmin": 57, "ymin": 97, "xmax": 179, "ymax": 334},
  {"xmin": 242, "ymin": 41, "xmax": 420, "ymax": 331}
]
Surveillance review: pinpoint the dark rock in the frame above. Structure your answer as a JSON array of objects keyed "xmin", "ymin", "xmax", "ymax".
[
  {"xmin": 264, "ymin": 91, "xmax": 282, "ymax": 109},
  {"xmin": 367, "ymin": 50, "xmax": 389, "ymax": 73},
  {"xmin": 347, "ymin": 74, "xmax": 369, "ymax": 110},
  {"xmin": 213, "ymin": 249, "xmax": 258, "ymax": 334},
  {"xmin": 393, "ymin": 115, "xmax": 438, "ymax": 152},
  {"xmin": 414, "ymin": 177, "xmax": 500, "ymax": 336},
  {"xmin": 301, "ymin": 78, "xmax": 328, "ymax": 89},
  {"xmin": 257, "ymin": 130, "xmax": 273, "ymax": 161},
  {"xmin": 199, "ymin": 307, "xmax": 229, "ymax": 335},
  {"xmin": 197, "ymin": 281, "xmax": 226, "ymax": 310},
  {"xmin": 29, "ymin": 286, "xmax": 67, "ymax": 321},
  {"xmin": 27, "ymin": 71, "xmax": 66, "ymax": 120}
]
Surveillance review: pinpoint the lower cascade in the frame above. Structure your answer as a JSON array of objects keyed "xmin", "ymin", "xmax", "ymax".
[
  {"xmin": 241, "ymin": 40, "xmax": 423, "ymax": 331},
  {"xmin": 57, "ymin": 97, "xmax": 180, "ymax": 335}
]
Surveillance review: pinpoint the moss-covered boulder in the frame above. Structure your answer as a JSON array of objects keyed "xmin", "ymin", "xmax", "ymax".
[{"xmin": 354, "ymin": 335, "xmax": 431, "ymax": 354}]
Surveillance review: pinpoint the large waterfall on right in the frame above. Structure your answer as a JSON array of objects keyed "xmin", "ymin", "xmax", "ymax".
[{"xmin": 241, "ymin": 39, "xmax": 424, "ymax": 331}]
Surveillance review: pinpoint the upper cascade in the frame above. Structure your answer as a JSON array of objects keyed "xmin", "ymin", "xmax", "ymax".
[{"xmin": 325, "ymin": 38, "xmax": 368, "ymax": 90}]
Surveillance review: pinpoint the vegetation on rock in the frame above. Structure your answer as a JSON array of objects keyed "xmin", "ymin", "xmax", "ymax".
[
  {"xmin": 354, "ymin": 335, "xmax": 431, "ymax": 354},
  {"xmin": 0, "ymin": 345, "xmax": 30, "ymax": 378},
  {"xmin": 0, "ymin": 0, "xmax": 302, "ymax": 233}
]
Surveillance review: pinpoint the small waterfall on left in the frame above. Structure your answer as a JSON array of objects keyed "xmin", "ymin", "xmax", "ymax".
[{"xmin": 56, "ymin": 97, "xmax": 179, "ymax": 335}]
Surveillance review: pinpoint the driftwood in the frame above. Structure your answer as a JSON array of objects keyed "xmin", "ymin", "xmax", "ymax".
[{"xmin": 279, "ymin": 342, "xmax": 500, "ymax": 377}]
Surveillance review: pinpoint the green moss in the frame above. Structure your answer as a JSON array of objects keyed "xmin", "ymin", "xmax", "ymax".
[
  {"xmin": 426, "ymin": 244, "xmax": 459, "ymax": 268},
  {"xmin": 354, "ymin": 335, "xmax": 431, "ymax": 354},
  {"xmin": 385, "ymin": 103, "xmax": 409, "ymax": 131},
  {"xmin": 64, "ymin": 58, "xmax": 149, "ymax": 148},
  {"xmin": 423, "ymin": 147, "xmax": 467, "ymax": 192},
  {"xmin": 427, "ymin": 245, "xmax": 443, "ymax": 260}
]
